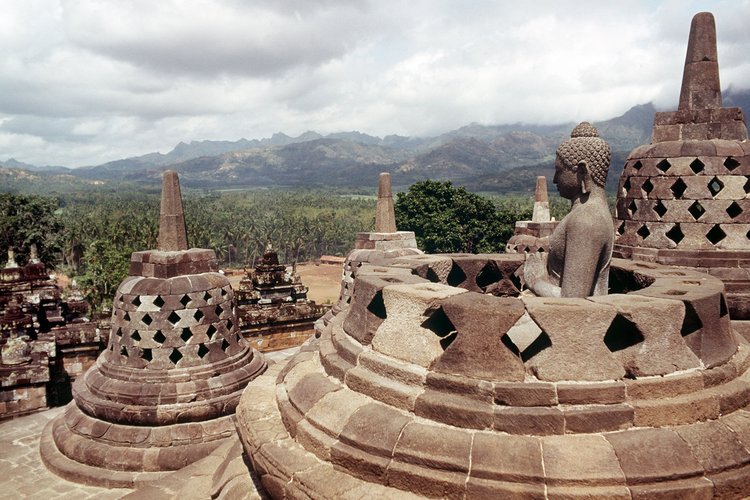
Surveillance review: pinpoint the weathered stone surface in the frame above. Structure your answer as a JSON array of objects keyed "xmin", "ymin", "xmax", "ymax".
[
  {"xmin": 523, "ymin": 297, "xmax": 625, "ymax": 381},
  {"xmin": 589, "ymin": 294, "xmax": 701, "ymax": 376},
  {"xmin": 494, "ymin": 382, "xmax": 557, "ymax": 407},
  {"xmin": 605, "ymin": 428, "xmax": 703, "ymax": 484},
  {"xmin": 157, "ymin": 170, "xmax": 189, "ymax": 252},
  {"xmin": 371, "ymin": 282, "xmax": 466, "ymax": 367},
  {"xmin": 470, "ymin": 431, "xmax": 543, "ymax": 483},
  {"xmin": 431, "ymin": 292, "xmax": 525, "ymax": 381},
  {"xmin": 674, "ymin": 419, "xmax": 750, "ymax": 473},
  {"xmin": 562, "ymin": 404, "xmax": 633, "ymax": 433},
  {"xmin": 493, "ymin": 406, "xmax": 564, "ymax": 436},
  {"xmin": 392, "ymin": 421, "xmax": 471, "ymax": 473},
  {"xmin": 542, "ymin": 434, "xmax": 625, "ymax": 486},
  {"xmin": 375, "ymin": 172, "xmax": 397, "ymax": 233}
]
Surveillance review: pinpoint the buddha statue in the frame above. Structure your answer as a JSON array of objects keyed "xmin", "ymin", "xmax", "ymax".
[{"xmin": 523, "ymin": 122, "xmax": 614, "ymax": 297}]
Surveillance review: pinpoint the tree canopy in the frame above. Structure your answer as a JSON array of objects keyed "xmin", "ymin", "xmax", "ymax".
[
  {"xmin": 0, "ymin": 193, "xmax": 63, "ymax": 268},
  {"xmin": 395, "ymin": 180, "xmax": 524, "ymax": 254}
]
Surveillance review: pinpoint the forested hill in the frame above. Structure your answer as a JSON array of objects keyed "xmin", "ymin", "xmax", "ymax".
[{"xmin": 3, "ymin": 88, "xmax": 750, "ymax": 194}]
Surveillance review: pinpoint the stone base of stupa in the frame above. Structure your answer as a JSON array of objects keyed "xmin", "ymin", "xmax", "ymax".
[{"xmin": 238, "ymin": 255, "xmax": 750, "ymax": 498}]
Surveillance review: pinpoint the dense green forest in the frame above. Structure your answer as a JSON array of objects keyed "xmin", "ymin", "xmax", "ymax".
[{"xmin": 0, "ymin": 187, "xmax": 570, "ymax": 311}]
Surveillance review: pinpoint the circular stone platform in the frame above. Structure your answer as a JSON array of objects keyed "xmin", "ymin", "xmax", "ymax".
[{"xmin": 238, "ymin": 254, "xmax": 750, "ymax": 498}]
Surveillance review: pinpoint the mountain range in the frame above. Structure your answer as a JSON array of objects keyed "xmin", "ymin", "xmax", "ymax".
[{"xmin": 2, "ymin": 88, "xmax": 749, "ymax": 194}]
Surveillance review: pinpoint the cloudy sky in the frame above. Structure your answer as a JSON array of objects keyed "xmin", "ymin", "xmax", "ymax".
[{"xmin": 1, "ymin": 0, "xmax": 749, "ymax": 168}]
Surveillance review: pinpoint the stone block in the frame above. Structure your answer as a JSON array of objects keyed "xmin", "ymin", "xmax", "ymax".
[
  {"xmin": 337, "ymin": 402, "xmax": 410, "ymax": 458},
  {"xmin": 493, "ymin": 406, "xmax": 564, "ymax": 435},
  {"xmin": 470, "ymin": 430, "xmax": 543, "ymax": 483},
  {"xmin": 330, "ymin": 441, "xmax": 390, "ymax": 484},
  {"xmin": 392, "ymin": 421, "xmax": 471, "ymax": 473},
  {"xmin": 494, "ymin": 382, "xmax": 557, "ymax": 407},
  {"xmin": 541, "ymin": 434, "xmax": 626, "ymax": 486},
  {"xmin": 674, "ymin": 419, "xmax": 750, "ymax": 473},
  {"xmin": 386, "ymin": 461, "xmax": 466, "ymax": 499},
  {"xmin": 371, "ymin": 283, "xmax": 466, "ymax": 367},
  {"xmin": 431, "ymin": 292, "xmax": 525, "ymax": 381},
  {"xmin": 628, "ymin": 477, "xmax": 714, "ymax": 500},
  {"xmin": 523, "ymin": 297, "xmax": 625, "ymax": 381},
  {"xmin": 414, "ymin": 389, "xmax": 493, "ymax": 430},
  {"xmin": 556, "ymin": 381, "xmax": 625, "ymax": 404},
  {"xmin": 605, "ymin": 428, "xmax": 703, "ymax": 484},
  {"xmin": 562, "ymin": 404, "xmax": 633, "ymax": 433},
  {"xmin": 465, "ymin": 477, "xmax": 545, "ymax": 499},
  {"xmin": 287, "ymin": 372, "xmax": 341, "ymax": 414}
]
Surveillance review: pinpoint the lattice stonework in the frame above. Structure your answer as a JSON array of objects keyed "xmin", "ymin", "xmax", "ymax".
[
  {"xmin": 109, "ymin": 282, "xmax": 244, "ymax": 369},
  {"xmin": 615, "ymin": 154, "xmax": 750, "ymax": 250}
]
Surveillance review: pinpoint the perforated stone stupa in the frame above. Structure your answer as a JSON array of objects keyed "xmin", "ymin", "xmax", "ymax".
[
  {"xmin": 614, "ymin": 12, "xmax": 750, "ymax": 319},
  {"xmin": 40, "ymin": 170, "xmax": 267, "ymax": 487}
]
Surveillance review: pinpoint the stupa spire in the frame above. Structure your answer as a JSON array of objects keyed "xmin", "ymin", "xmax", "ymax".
[
  {"xmin": 375, "ymin": 172, "xmax": 397, "ymax": 233},
  {"xmin": 531, "ymin": 176, "xmax": 550, "ymax": 222},
  {"xmin": 157, "ymin": 170, "xmax": 188, "ymax": 251},
  {"xmin": 678, "ymin": 12, "xmax": 722, "ymax": 110}
]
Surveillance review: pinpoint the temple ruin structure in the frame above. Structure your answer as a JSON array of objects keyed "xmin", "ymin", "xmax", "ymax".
[
  {"xmin": 506, "ymin": 176, "xmax": 559, "ymax": 253},
  {"xmin": 236, "ymin": 245, "xmax": 328, "ymax": 352},
  {"xmin": 40, "ymin": 170, "xmax": 267, "ymax": 487},
  {"xmin": 614, "ymin": 12, "xmax": 750, "ymax": 321},
  {"xmin": 0, "ymin": 247, "xmax": 104, "ymax": 419}
]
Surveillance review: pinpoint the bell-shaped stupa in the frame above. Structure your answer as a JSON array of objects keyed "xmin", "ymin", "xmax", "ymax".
[
  {"xmin": 40, "ymin": 170, "xmax": 267, "ymax": 487},
  {"xmin": 614, "ymin": 12, "xmax": 750, "ymax": 319}
]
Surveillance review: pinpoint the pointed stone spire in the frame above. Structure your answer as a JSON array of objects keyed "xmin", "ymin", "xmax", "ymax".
[
  {"xmin": 531, "ymin": 176, "xmax": 551, "ymax": 222},
  {"xmin": 157, "ymin": 170, "xmax": 188, "ymax": 251},
  {"xmin": 678, "ymin": 12, "xmax": 722, "ymax": 111},
  {"xmin": 375, "ymin": 172, "xmax": 397, "ymax": 233}
]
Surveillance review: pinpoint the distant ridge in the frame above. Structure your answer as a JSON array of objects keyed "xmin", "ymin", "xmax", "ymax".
[{"xmin": 2, "ymin": 88, "xmax": 749, "ymax": 194}]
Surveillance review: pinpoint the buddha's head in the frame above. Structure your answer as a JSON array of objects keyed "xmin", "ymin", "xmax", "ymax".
[{"xmin": 554, "ymin": 122, "xmax": 611, "ymax": 198}]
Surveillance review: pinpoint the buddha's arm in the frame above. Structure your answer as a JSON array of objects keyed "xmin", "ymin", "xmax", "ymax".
[
  {"xmin": 559, "ymin": 218, "xmax": 604, "ymax": 298},
  {"xmin": 523, "ymin": 252, "xmax": 562, "ymax": 297}
]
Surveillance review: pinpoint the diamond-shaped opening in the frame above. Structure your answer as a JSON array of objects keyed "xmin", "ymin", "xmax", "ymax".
[
  {"xmin": 168, "ymin": 311, "xmax": 181, "ymax": 325},
  {"xmin": 637, "ymin": 224, "xmax": 651, "ymax": 239},
  {"xmin": 141, "ymin": 348, "xmax": 152, "ymax": 362},
  {"xmin": 221, "ymin": 288, "xmax": 228, "ymax": 297},
  {"xmin": 476, "ymin": 262, "xmax": 502, "ymax": 291},
  {"xmin": 706, "ymin": 224, "xmax": 727, "ymax": 245},
  {"xmin": 617, "ymin": 221, "xmax": 625, "ymax": 235},
  {"xmin": 215, "ymin": 305, "xmax": 224, "ymax": 317},
  {"xmin": 642, "ymin": 179, "xmax": 654, "ymax": 195},
  {"xmin": 193, "ymin": 309, "xmax": 204, "ymax": 321},
  {"xmin": 720, "ymin": 294, "xmax": 729, "ymax": 317},
  {"xmin": 604, "ymin": 315, "xmax": 644, "ymax": 352},
  {"xmin": 206, "ymin": 324, "xmax": 217, "ymax": 340},
  {"xmin": 446, "ymin": 262, "xmax": 467, "ymax": 287},
  {"xmin": 131, "ymin": 330, "xmax": 141, "ymax": 342},
  {"xmin": 628, "ymin": 200, "xmax": 638, "ymax": 216},
  {"xmin": 725, "ymin": 157, "xmax": 740, "ymax": 171},
  {"xmin": 181, "ymin": 327, "xmax": 193, "ymax": 343},
  {"xmin": 180, "ymin": 294, "xmax": 190, "ymax": 307},
  {"xmin": 745, "ymin": 177, "xmax": 750, "ymax": 194},
  {"xmin": 203, "ymin": 291, "xmax": 211, "ymax": 302},
  {"xmin": 670, "ymin": 178, "xmax": 687, "ymax": 198},
  {"xmin": 425, "ymin": 267, "xmax": 441, "ymax": 283},
  {"xmin": 153, "ymin": 330, "xmax": 166, "ymax": 344},
  {"xmin": 120, "ymin": 346, "xmax": 129, "ymax": 357},
  {"xmin": 142, "ymin": 313, "xmax": 153, "ymax": 326},
  {"xmin": 666, "ymin": 224, "xmax": 685, "ymax": 245},
  {"xmin": 726, "ymin": 201, "xmax": 743, "ymax": 219},
  {"xmin": 708, "ymin": 176, "xmax": 724, "ymax": 197},
  {"xmin": 421, "ymin": 306, "xmax": 457, "ymax": 350},
  {"xmin": 197, "ymin": 344, "xmax": 209, "ymax": 358},
  {"xmin": 632, "ymin": 160, "xmax": 642, "ymax": 170},
  {"xmin": 169, "ymin": 348, "xmax": 183, "ymax": 365},
  {"xmin": 366, "ymin": 291, "xmax": 387, "ymax": 319},
  {"xmin": 123, "ymin": 311, "xmax": 130, "ymax": 322},
  {"xmin": 689, "ymin": 158, "xmax": 705, "ymax": 174},
  {"xmin": 153, "ymin": 295, "xmax": 165, "ymax": 308},
  {"xmin": 623, "ymin": 177, "xmax": 632, "ymax": 191},
  {"xmin": 654, "ymin": 200, "xmax": 668, "ymax": 218},
  {"xmin": 688, "ymin": 201, "xmax": 705, "ymax": 220},
  {"xmin": 502, "ymin": 330, "xmax": 552, "ymax": 362},
  {"xmin": 681, "ymin": 302, "xmax": 703, "ymax": 337},
  {"xmin": 116, "ymin": 327, "xmax": 122, "ymax": 337},
  {"xmin": 131, "ymin": 296, "xmax": 141, "ymax": 307},
  {"xmin": 221, "ymin": 339, "xmax": 230, "ymax": 352},
  {"xmin": 657, "ymin": 159, "xmax": 671, "ymax": 173},
  {"xmin": 226, "ymin": 319, "xmax": 233, "ymax": 331}
]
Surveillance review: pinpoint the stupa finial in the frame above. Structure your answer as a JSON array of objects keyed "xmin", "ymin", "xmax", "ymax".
[
  {"xmin": 157, "ymin": 170, "xmax": 188, "ymax": 251},
  {"xmin": 678, "ymin": 12, "xmax": 722, "ymax": 111},
  {"xmin": 375, "ymin": 172, "xmax": 397, "ymax": 233}
]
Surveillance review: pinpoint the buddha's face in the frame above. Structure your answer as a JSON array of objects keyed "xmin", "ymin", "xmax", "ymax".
[{"xmin": 553, "ymin": 155, "xmax": 579, "ymax": 200}]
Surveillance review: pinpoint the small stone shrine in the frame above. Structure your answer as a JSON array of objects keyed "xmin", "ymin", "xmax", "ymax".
[
  {"xmin": 0, "ymin": 246, "xmax": 102, "ymax": 419},
  {"xmin": 40, "ymin": 170, "xmax": 267, "ymax": 487},
  {"xmin": 236, "ymin": 96, "xmax": 750, "ymax": 496},
  {"xmin": 506, "ymin": 176, "xmax": 559, "ymax": 253},
  {"xmin": 236, "ymin": 244, "xmax": 328, "ymax": 352},
  {"xmin": 614, "ymin": 12, "xmax": 750, "ymax": 320}
]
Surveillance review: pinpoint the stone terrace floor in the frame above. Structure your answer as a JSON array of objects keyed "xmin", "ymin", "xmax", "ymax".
[{"xmin": 0, "ymin": 346, "xmax": 300, "ymax": 499}]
